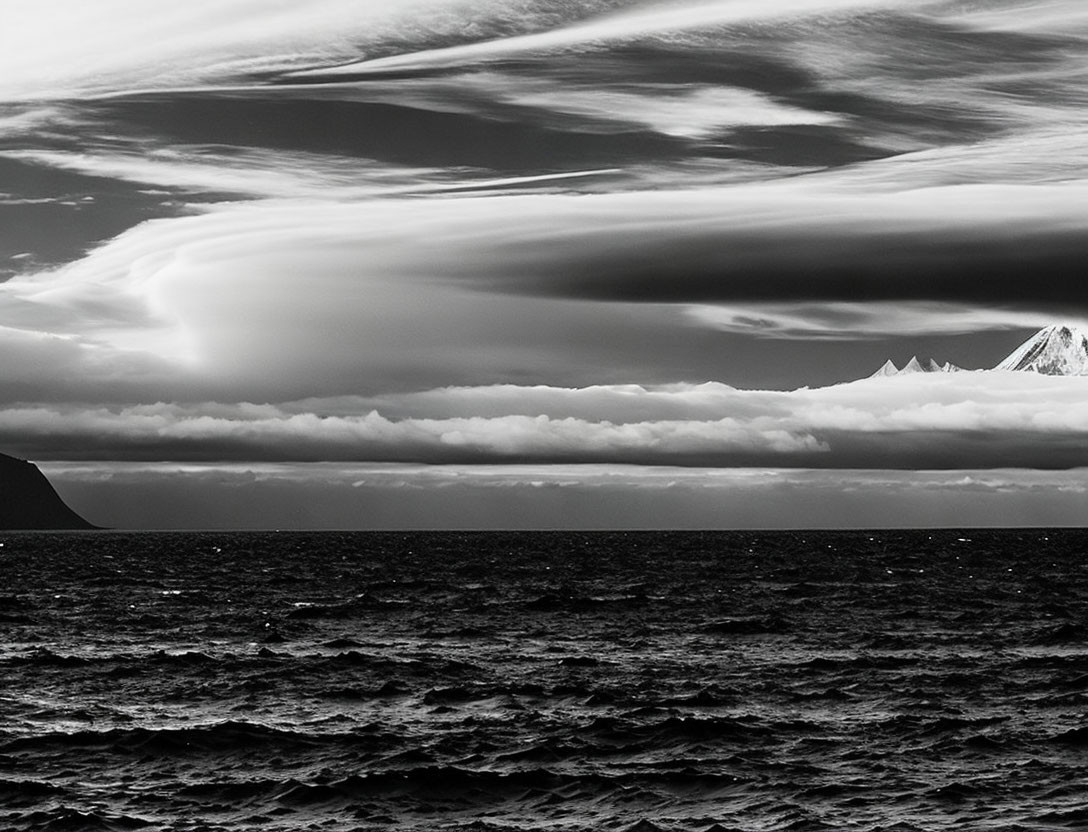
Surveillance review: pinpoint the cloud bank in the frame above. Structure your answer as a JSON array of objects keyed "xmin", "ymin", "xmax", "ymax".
[
  {"xmin": 5, "ymin": 373, "xmax": 1088, "ymax": 471},
  {"xmin": 43, "ymin": 462, "xmax": 1088, "ymax": 530}
]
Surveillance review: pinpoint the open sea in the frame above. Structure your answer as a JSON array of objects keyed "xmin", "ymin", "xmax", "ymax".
[{"xmin": 1, "ymin": 530, "xmax": 1087, "ymax": 831}]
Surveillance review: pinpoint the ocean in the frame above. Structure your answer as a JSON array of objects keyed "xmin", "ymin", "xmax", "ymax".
[{"xmin": 1, "ymin": 530, "xmax": 1086, "ymax": 831}]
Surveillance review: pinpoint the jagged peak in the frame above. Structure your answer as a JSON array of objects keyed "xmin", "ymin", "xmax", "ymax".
[
  {"xmin": 869, "ymin": 359, "xmax": 899, "ymax": 378},
  {"xmin": 862, "ymin": 323, "xmax": 1088, "ymax": 383},
  {"xmin": 868, "ymin": 356, "xmax": 962, "ymax": 379},
  {"xmin": 900, "ymin": 356, "xmax": 926, "ymax": 374}
]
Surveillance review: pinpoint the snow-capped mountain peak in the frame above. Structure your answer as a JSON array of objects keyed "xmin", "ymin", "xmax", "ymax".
[
  {"xmin": 995, "ymin": 324, "xmax": 1088, "ymax": 375},
  {"xmin": 862, "ymin": 324, "xmax": 1088, "ymax": 382},
  {"xmin": 870, "ymin": 359, "xmax": 899, "ymax": 378},
  {"xmin": 868, "ymin": 356, "xmax": 962, "ymax": 378},
  {"xmin": 901, "ymin": 356, "xmax": 926, "ymax": 375}
]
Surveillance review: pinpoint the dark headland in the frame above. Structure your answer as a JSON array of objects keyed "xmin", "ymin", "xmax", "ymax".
[{"xmin": 0, "ymin": 452, "xmax": 96, "ymax": 530}]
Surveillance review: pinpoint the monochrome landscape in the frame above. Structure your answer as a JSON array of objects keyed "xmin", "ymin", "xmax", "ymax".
[{"xmin": 2, "ymin": 2, "xmax": 1088, "ymax": 831}]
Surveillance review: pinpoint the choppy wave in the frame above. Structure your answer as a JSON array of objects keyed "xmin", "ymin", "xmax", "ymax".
[{"xmin": 2, "ymin": 531, "xmax": 1088, "ymax": 831}]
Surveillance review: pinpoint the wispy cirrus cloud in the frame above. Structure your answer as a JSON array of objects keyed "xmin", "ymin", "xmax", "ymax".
[
  {"xmin": 287, "ymin": 0, "xmax": 930, "ymax": 78},
  {"xmin": 684, "ymin": 302, "xmax": 1070, "ymax": 340},
  {"xmin": 0, "ymin": 0, "xmax": 508, "ymax": 100}
]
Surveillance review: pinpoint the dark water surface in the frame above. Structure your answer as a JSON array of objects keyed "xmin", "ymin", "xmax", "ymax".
[{"xmin": 2, "ymin": 530, "xmax": 1087, "ymax": 831}]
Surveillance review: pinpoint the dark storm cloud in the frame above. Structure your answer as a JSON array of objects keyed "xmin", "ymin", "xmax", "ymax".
[{"xmin": 487, "ymin": 220, "xmax": 1088, "ymax": 309}]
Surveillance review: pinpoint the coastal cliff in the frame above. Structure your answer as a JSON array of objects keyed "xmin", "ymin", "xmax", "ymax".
[{"xmin": 0, "ymin": 453, "xmax": 96, "ymax": 530}]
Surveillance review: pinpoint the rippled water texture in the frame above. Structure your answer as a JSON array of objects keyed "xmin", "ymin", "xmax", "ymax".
[{"xmin": 1, "ymin": 530, "xmax": 1087, "ymax": 831}]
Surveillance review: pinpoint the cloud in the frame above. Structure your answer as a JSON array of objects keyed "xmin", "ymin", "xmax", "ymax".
[
  {"xmin": 288, "ymin": 0, "xmax": 924, "ymax": 78},
  {"xmin": 817, "ymin": 128, "xmax": 1088, "ymax": 190},
  {"xmin": 0, "ymin": 400, "xmax": 826, "ymax": 463},
  {"xmin": 0, "ymin": 147, "xmax": 451, "ymax": 202},
  {"xmin": 4, "ymin": 0, "xmax": 1088, "ymax": 532},
  {"xmin": 1, "ymin": 146, "xmax": 627, "ymax": 204},
  {"xmin": 4, "ymin": 1, "xmax": 1085, "ymax": 388},
  {"xmin": 0, "ymin": 0, "xmax": 497, "ymax": 100},
  {"xmin": 5, "ymin": 372, "xmax": 1088, "ymax": 469},
  {"xmin": 10, "ymin": 0, "xmax": 763, "ymax": 102},
  {"xmin": 947, "ymin": 0, "xmax": 1088, "ymax": 34},
  {"xmin": 2, "ymin": 175, "xmax": 1087, "ymax": 403},
  {"xmin": 40, "ymin": 460, "xmax": 1088, "ymax": 529},
  {"xmin": 684, "ymin": 302, "xmax": 1071, "ymax": 340},
  {"xmin": 455, "ymin": 183, "xmax": 1088, "ymax": 308},
  {"xmin": 319, "ymin": 70, "xmax": 842, "ymax": 139}
]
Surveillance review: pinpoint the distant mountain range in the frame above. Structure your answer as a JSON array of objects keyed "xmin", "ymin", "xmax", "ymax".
[
  {"xmin": 870, "ymin": 356, "xmax": 963, "ymax": 377},
  {"xmin": 871, "ymin": 324, "xmax": 1088, "ymax": 378}
]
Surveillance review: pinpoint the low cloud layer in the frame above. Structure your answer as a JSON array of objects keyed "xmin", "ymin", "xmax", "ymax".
[
  {"xmin": 43, "ymin": 461, "xmax": 1088, "ymax": 530},
  {"xmin": 7, "ymin": 373, "xmax": 1088, "ymax": 470}
]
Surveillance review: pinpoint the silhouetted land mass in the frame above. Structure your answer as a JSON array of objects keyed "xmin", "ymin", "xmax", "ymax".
[{"xmin": 0, "ymin": 452, "xmax": 95, "ymax": 530}]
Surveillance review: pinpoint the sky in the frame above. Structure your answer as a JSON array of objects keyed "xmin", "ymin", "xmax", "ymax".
[{"xmin": 3, "ymin": 0, "xmax": 1088, "ymax": 528}]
